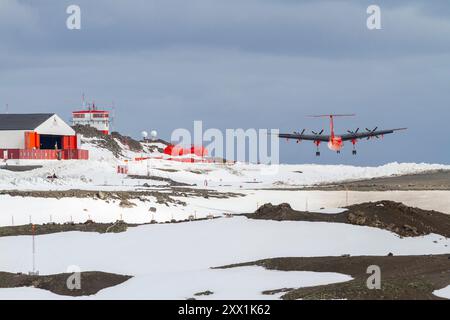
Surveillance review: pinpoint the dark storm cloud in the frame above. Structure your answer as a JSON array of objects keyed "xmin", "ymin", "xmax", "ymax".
[{"xmin": 0, "ymin": 0, "xmax": 449, "ymax": 164}]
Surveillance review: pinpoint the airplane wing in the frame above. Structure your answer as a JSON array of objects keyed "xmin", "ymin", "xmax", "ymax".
[
  {"xmin": 278, "ymin": 132, "xmax": 330, "ymax": 142},
  {"xmin": 340, "ymin": 128, "xmax": 407, "ymax": 141}
]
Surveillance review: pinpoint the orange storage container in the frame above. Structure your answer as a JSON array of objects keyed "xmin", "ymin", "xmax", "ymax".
[{"xmin": 24, "ymin": 132, "xmax": 39, "ymax": 149}]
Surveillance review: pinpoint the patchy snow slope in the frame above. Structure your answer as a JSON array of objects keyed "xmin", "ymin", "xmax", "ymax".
[
  {"xmin": 3, "ymin": 189, "xmax": 450, "ymax": 227},
  {"xmin": 2, "ymin": 137, "xmax": 450, "ymax": 227},
  {"xmin": 126, "ymin": 160, "xmax": 450, "ymax": 190},
  {"xmin": 0, "ymin": 217, "xmax": 449, "ymax": 299},
  {"xmin": 1, "ymin": 158, "xmax": 449, "ymax": 191},
  {"xmin": 1, "ymin": 129, "xmax": 449, "ymax": 191}
]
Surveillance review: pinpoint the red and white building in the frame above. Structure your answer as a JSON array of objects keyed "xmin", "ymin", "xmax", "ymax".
[
  {"xmin": 72, "ymin": 102, "xmax": 110, "ymax": 134},
  {"xmin": 0, "ymin": 113, "xmax": 88, "ymax": 160}
]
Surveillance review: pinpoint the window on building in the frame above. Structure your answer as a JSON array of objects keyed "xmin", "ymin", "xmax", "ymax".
[{"xmin": 93, "ymin": 113, "xmax": 108, "ymax": 118}]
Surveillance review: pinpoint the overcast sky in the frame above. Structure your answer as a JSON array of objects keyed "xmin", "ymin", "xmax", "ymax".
[{"xmin": 0, "ymin": 0, "xmax": 449, "ymax": 164}]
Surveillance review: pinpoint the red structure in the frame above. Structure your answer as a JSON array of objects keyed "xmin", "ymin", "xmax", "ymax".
[
  {"xmin": 23, "ymin": 132, "xmax": 78, "ymax": 150},
  {"xmin": 163, "ymin": 144, "xmax": 208, "ymax": 157},
  {"xmin": 117, "ymin": 165, "xmax": 129, "ymax": 174},
  {"xmin": 0, "ymin": 149, "xmax": 88, "ymax": 160}
]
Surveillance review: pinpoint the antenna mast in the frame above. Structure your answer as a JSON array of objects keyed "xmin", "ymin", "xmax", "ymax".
[{"xmin": 111, "ymin": 101, "xmax": 115, "ymax": 133}]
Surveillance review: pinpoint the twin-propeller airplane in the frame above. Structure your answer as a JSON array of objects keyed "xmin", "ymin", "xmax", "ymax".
[{"xmin": 278, "ymin": 114, "xmax": 406, "ymax": 156}]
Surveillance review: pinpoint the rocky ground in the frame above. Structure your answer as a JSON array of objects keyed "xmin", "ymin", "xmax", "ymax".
[
  {"xmin": 0, "ymin": 165, "xmax": 43, "ymax": 172},
  {"xmin": 259, "ymin": 170, "xmax": 450, "ymax": 191},
  {"xmin": 0, "ymin": 271, "xmax": 132, "ymax": 297},
  {"xmin": 0, "ymin": 220, "xmax": 131, "ymax": 237},
  {"xmin": 0, "ymin": 215, "xmax": 223, "ymax": 237},
  {"xmin": 245, "ymin": 200, "xmax": 450, "ymax": 237},
  {"xmin": 73, "ymin": 124, "xmax": 169, "ymax": 156},
  {"xmin": 127, "ymin": 174, "xmax": 193, "ymax": 187},
  {"xmin": 216, "ymin": 254, "xmax": 450, "ymax": 300},
  {"xmin": 310, "ymin": 169, "xmax": 450, "ymax": 191},
  {"xmin": 0, "ymin": 187, "xmax": 243, "ymax": 203}
]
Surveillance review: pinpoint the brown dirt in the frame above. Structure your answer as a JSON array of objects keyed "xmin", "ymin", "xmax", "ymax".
[
  {"xmin": 0, "ymin": 271, "xmax": 132, "ymax": 297},
  {"xmin": 0, "ymin": 220, "xmax": 131, "ymax": 237},
  {"xmin": 194, "ymin": 290, "xmax": 214, "ymax": 296},
  {"xmin": 0, "ymin": 165, "xmax": 43, "ymax": 172},
  {"xmin": 111, "ymin": 131, "xmax": 143, "ymax": 152},
  {"xmin": 215, "ymin": 255, "xmax": 450, "ymax": 300},
  {"xmin": 155, "ymin": 168, "xmax": 180, "ymax": 173},
  {"xmin": 0, "ymin": 187, "xmax": 242, "ymax": 204},
  {"xmin": 309, "ymin": 169, "xmax": 450, "ymax": 191},
  {"xmin": 260, "ymin": 170, "xmax": 450, "ymax": 191},
  {"xmin": 0, "ymin": 189, "xmax": 187, "ymax": 206},
  {"xmin": 0, "ymin": 215, "xmax": 224, "ymax": 238},
  {"xmin": 245, "ymin": 200, "xmax": 450, "ymax": 237},
  {"xmin": 127, "ymin": 174, "xmax": 194, "ymax": 187}
]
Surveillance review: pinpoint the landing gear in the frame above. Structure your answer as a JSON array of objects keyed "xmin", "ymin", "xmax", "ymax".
[
  {"xmin": 337, "ymin": 150, "xmax": 340, "ymax": 154},
  {"xmin": 314, "ymin": 140, "xmax": 321, "ymax": 157},
  {"xmin": 351, "ymin": 139, "xmax": 357, "ymax": 155}
]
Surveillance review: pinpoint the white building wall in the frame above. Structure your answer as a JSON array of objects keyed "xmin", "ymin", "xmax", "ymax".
[
  {"xmin": 35, "ymin": 114, "xmax": 75, "ymax": 136},
  {"xmin": 0, "ymin": 130, "xmax": 26, "ymax": 149},
  {"xmin": 72, "ymin": 113, "xmax": 109, "ymax": 132}
]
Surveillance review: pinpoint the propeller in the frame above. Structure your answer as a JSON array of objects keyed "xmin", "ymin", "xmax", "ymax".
[
  {"xmin": 347, "ymin": 128, "xmax": 360, "ymax": 135},
  {"xmin": 293, "ymin": 129, "xmax": 306, "ymax": 135},
  {"xmin": 365, "ymin": 127, "xmax": 378, "ymax": 133},
  {"xmin": 365, "ymin": 127, "xmax": 379, "ymax": 140},
  {"xmin": 293, "ymin": 129, "xmax": 306, "ymax": 143},
  {"xmin": 312, "ymin": 129, "xmax": 324, "ymax": 135}
]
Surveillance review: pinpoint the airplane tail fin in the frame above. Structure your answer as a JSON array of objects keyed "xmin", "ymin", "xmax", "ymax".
[{"xmin": 306, "ymin": 114, "xmax": 355, "ymax": 137}]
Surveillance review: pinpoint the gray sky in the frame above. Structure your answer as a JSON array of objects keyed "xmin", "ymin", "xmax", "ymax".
[{"xmin": 1, "ymin": 0, "xmax": 449, "ymax": 164}]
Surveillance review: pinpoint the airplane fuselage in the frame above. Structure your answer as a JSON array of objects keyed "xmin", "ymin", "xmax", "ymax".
[
  {"xmin": 327, "ymin": 136, "xmax": 343, "ymax": 151},
  {"xmin": 327, "ymin": 115, "xmax": 343, "ymax": 151}
]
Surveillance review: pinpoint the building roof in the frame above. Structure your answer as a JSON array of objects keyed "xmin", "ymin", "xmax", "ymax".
[
  {"xmin": 0, "ymin": 113, "xmax": 55, "ymax": 130},
  {"xmin": 72, "ymin": 110, "xmax": 109, "ymax": 114}
]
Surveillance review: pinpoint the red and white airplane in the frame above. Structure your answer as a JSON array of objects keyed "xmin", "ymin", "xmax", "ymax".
[{"xmin": 278, "ymin": 114, "xmax": 406, "ymax": 156}]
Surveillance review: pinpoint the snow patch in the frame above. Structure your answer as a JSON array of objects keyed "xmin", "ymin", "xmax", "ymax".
[{"xmin": 433, "ymin": 285, "xmax": 450, "ymax": 299}]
